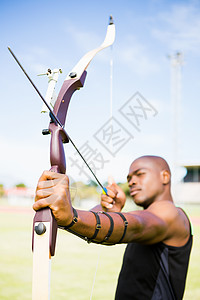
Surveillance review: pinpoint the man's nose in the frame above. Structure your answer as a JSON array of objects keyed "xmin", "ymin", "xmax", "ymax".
[{"xmin": 128, "ymin": 175, "xmax": 137, "ymax": 186}]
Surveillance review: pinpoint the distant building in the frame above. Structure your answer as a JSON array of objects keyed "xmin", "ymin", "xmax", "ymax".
[
  {"xmin": 183, "ymin": 165, "xmax": 200, "ymax": 183},
  {"xmin": 174, "ymin": 164, "xmax": 200, "ymax": 204},
  {"xmin": 5, "ymin": 187, "xmax": 34, "ymax": 206}
]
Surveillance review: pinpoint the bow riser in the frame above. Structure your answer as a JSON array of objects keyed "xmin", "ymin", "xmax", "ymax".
[
  {"xmin": 53, "ymin": 71, "xmax": 87, "ymax": 125},
  {"xmin": 49, "ymin": 124, "xmax": 68, "ymax": 174},
  {"xmin": 32, "ymin": 207, "xmax": 58, "ymax": 256},
  {"xmin": 33, "ymin": 70, "xmax": 87, "ymax": 264}
]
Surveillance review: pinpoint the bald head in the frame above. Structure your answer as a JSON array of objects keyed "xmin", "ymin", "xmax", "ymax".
[{"xmin": 132, "ymin": 156, "xmax": 171, "ymax": 176}]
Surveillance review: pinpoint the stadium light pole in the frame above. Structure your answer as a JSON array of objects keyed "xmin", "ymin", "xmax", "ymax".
[{"xmin": 169, "ymin": 52, "xmax": 184, "ymax": 184}]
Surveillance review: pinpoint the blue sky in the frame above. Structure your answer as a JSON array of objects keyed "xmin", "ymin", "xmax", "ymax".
[{"xmin": 0, "ymin": 0, "xmax": 200, "ymax": 188}]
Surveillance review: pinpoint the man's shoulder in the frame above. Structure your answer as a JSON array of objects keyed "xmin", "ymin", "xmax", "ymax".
[
  {"xmin": 147, "ymin": 200, "xmax": 178, "ymax": 219},
  {"xmin": 148, "ymin": 200, "xmax": 191, "ymax": 246}
]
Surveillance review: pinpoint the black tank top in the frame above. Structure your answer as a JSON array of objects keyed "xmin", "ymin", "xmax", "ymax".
[{"xmin": 115, "ymin": 225, "xmax": 192, "ymax": 300}]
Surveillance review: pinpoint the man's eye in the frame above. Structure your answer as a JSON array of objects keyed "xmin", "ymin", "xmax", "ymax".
[{"xmin": 137, "ymin": 172, "xmax": 145, "ymax": 176}]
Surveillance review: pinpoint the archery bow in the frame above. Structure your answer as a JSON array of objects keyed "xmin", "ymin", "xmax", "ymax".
[{"xmin": 8, "ymin": 16, "xmax": 115, "ymax": 299}]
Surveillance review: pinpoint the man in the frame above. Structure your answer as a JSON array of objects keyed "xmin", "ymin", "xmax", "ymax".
[{"xmin": 33, "ymin": 155, "xmax": 192, "ymax": 299}]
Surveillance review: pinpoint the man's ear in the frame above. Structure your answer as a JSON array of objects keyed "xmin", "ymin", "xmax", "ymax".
[{"xmin": 161, "ymin": 170, "xmax": 171, "ymax": 185}]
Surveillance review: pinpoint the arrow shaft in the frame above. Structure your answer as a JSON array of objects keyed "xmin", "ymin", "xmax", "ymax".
[{"xmin": 8, "ymin": 47, "xmax": 107, "ymax": 194}]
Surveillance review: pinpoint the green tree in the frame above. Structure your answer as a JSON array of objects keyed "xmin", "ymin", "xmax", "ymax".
[
  {"xmin": 0, "ymin": 184, "xmax": 4, "ymax": 197},
  {"xmin": 118, "ymin": 182, "xmax": 130, "ymax": 197},
  {"xmin": 71, "ymin": 181, "xmax": 98, "ymax": 201},
  {"xmin": 87, "ymin": 180, "xmax": 98, "ymax": 187},
  {"xmin": 15, "ymin": 183, "xmax": 26, "ymax": 188}
]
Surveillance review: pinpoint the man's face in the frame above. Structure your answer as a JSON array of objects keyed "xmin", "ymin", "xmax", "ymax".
[{"xmin": 127, "ymin": 159, "xmax": 164, "ymax": 208}]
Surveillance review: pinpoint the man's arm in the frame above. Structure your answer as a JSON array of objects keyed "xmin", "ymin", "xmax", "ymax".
[{"xmin": 33, "ymin": 171, "xmax": 189, "ymax": 246}]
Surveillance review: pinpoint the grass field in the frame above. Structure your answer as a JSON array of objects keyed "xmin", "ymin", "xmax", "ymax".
[{"xmin": 0, "ymin": 203, "xmax": 199, "ymax": 299}]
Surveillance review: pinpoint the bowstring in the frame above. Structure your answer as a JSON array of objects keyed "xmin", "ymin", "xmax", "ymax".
[
  {"xmin": 89, "ymin": 40, "xmax": 114, "ymax": 300},
  {"xmin": 89, "ymin": 247, "xmax": 101, "ymax": 300}
]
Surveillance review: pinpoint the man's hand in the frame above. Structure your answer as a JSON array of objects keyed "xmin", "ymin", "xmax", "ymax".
[
  {"xmin": 101, "ymin": 177, "xmax": 126, "ymax": 212},
  {"xmin": 33, "ymin": 171, "xmax": 73, "ymax": 226}
]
